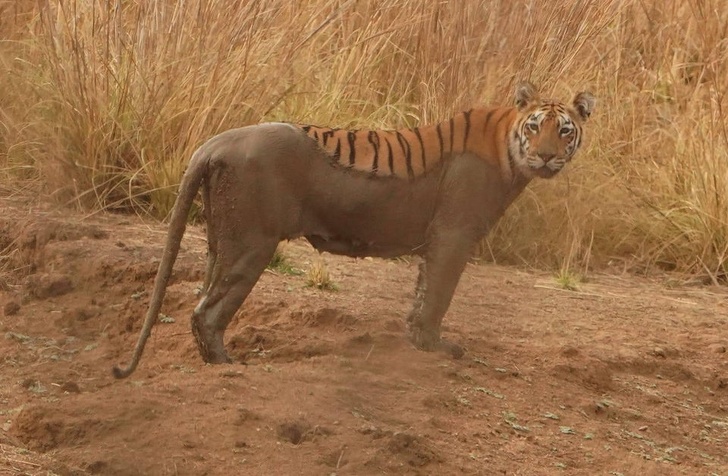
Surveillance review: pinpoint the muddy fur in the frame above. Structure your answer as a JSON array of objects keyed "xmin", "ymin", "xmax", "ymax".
[{"xmin": 113, "ymin": 82, "xmax": 595, "ymax": 378}]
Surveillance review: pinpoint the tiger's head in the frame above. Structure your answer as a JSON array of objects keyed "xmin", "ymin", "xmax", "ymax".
[{"xmin": 509, "ymin": 82, "xmax": 595, "ymax": 180}]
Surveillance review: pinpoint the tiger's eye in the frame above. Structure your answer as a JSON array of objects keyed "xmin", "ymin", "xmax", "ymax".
[
  {"xmin": 559, "ymin": 127, "xmax": 573, "ymax": 135},
  {"xmin": 527, "ymin": 123, "xmax": 539, "ymax": 132}
]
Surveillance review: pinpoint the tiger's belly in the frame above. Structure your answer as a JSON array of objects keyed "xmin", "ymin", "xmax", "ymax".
[
  {"xmin": 299, "ymin": 166, "xmax": 444, "ymax": 257},
  {"xmin": 303, "ymin": 234, "xmax": 423, "ymax": 259}
]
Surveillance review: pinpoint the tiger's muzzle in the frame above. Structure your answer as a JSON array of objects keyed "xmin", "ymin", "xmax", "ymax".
[{"xmin": 526, "ymin": 154, "xmax": 568, "ymax": 177}]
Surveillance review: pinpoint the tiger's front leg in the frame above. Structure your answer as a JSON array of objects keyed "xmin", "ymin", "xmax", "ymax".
[{"xmin": 407, "ymin": 230, "xmax": 475, "ymax": 359}]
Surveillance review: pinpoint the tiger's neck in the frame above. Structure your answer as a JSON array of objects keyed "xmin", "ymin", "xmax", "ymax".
[{"xmin": 296, "ymin": 107, "xmax": 520, "ymax": 182}]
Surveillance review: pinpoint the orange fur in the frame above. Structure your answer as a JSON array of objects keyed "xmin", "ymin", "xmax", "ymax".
[{"xmin": 296, "ymin": 107, "xmax": 519, "ymax": 179}]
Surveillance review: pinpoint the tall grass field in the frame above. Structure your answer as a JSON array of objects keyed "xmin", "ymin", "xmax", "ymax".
[{"xmin": 1, "ymin": 0, "xmax": 726, "ymax": 280}]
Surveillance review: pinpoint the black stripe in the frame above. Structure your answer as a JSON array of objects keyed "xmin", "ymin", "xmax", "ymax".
[
  {"xmin": 483, "ymin": 109, "xmax": 497, "ymax": 131},
  {"xmin": 322, "ymin": 129, "xmax": 334, "ymax": 146},
  {"xmin": 463, "ymin": 110, "xmax": 472, "ymax": 151},
  {"xmin": 313, "ymin": 130, "xmax": 319, "ymax": 141},
  {"xmin": 333, "ymin": 138, "xmax": 341, "ymax": 160},
  {"xmin": 507, "ymin": 132, "xmax": 517, "ymax": 175},
  {"xmin": 301, "ymin": 125, "xmax": 311, "ymax": 133},
  {"xmin": 396, "ymin": 132, "xmax": 414, "ymax": 179},
  {"xmin": 367, "ymin": 131, "xmax": 380, "ymax": 172},
  {"xmin": 384, "ymin": 137, "xmax": 394, "ymax": 175},
  {"xmin": 347, "ymin": 131, "xmax": 356, "ymax": 166},
  {"xmin": 413, "ymin": 127, "xmax": 426, "ymax": 171},
  {"xmin": 436, "ymin": 123, "xmax": 444, "ymax": 160},
  {"xmin": 449, "ymin": 118, "xmax": 454, "ymax": 153}
]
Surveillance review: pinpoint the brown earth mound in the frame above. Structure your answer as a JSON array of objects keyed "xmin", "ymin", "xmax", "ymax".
[{"xmin": 1, "ymin": 201, "xmax": 727, "ymax": 475}]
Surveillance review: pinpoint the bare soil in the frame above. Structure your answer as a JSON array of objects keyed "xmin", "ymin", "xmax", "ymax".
[{"xmin": 1, "ymin": 199, "xmax": 727, "ymax": 475}]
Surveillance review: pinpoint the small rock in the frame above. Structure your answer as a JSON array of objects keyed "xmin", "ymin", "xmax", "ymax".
[
  {"xmin": 708, "ymin": 344, "xmax": 726, "ymax": 354},
  {"xmin": 653, "ymin": 347, "xmax": 666, "ymax": 358},
  {"xmin": 3, "ymin": 300, "xmax": 20, "ymax": 316},
  {"xmin": 159, "ymin": 314, "xmax": 176, "ymax": 324},
  {"xmin": 60, "ymin": 381, "xmax": 81, "ymax": 393}
]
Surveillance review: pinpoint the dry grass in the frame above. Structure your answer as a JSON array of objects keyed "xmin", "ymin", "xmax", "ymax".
[
  {"xmin": 305, "ymin": 259, "xmax": 337, "ymax": 291},
  {"xmin": 0, "ymin": 0, "xmax": 726, "ymax": 278},
  {"xmin": 0, "ymin": 441, "xmax": 62, "ymax": 476}
]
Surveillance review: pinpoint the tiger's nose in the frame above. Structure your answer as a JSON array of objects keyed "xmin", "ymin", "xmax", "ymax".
[{"xmin": 540, "ymin": 153, "xmax": 556, "ymax": 163}]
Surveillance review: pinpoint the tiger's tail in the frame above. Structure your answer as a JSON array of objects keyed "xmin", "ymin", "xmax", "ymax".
[{"xmin": 112, "ymin": 149, "xmax": 209, "ymax": 379}]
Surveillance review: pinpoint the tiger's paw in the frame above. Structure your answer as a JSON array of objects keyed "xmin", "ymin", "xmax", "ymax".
[
  {"xmin": 439, "ymin": 339, "xmax": 465, "ymax": 359},
  {"xmin": 192, "ymin": 318, "xmax": 232, "ymax": 364},
  {"xmin": 194, "ymin": 336, "xmax": 232, "ymax": 364},
  {"xmin": 409, "ymin": 327, "xmax": 465, "ymax": 359}
]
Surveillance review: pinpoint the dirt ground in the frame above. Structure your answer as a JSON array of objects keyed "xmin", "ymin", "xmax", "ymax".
[{"xmin": 0, "ymin": 198, "xmax": 727, "ymax": 476}]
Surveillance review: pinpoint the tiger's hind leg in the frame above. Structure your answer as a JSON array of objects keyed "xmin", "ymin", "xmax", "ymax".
[
  {"xmin": 191, "ymin": 236, "xmax": 278, "ymax": 363},
  {"xmin": 407, "ymin": 230, "xmax": 474, "ymax": 359}
]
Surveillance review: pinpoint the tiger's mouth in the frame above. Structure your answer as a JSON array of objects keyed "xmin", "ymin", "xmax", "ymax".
[{"xmin": 525, "ymin": 155, "xmax": 566, "ymax": 178}]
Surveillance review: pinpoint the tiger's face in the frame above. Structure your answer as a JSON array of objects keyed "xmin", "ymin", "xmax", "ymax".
[{"xmin": 510, "ymin": 82, "xmax": 595, "ymax": 179}]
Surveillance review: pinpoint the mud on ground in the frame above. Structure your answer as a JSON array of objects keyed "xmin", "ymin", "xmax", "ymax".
[{"xmin": 0, "ymin": 200, "xmax": 727, "ymax": 475}]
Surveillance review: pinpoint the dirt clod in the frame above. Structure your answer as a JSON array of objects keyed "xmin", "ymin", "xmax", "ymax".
[
  {"xmin": 11, "ymin": 406, "xmax": 63, "ymax": 452},
  {"xmin": 277, "ymin": 420, "xmax": 312, "ymax": 445},
  {"xmin": 3, "ymin": 300, "xmax": 20, "ymax": 316},
  {"xmin": 86, "ymin": 460, "xmax": 108, "ymax": 474},
  {"xmin": 24, "ymin": 273, "xmax": 73, "ymax": 300},
  {"xmin": 60, "ymin": 382, "xmax": 81, "ymax": 394},
  {"xmin": 385, "ymin": 432, "xmax": 441, "ymax": 467},
  {"xmin": 708, "ymin": 343, "xmax": 726, "ymax": 354}
]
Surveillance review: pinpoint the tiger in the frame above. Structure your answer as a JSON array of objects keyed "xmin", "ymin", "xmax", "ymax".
[
  {"xmin": 113, "ymin": 81, "xmax": 595, "ymax": 379},
  {"xmin": 296, "ymin": 82, "xmax": 591, "ymax": 181}
]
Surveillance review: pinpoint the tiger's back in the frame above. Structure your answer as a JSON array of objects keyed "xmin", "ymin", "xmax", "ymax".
[{"xmin": 295, "ymin": 107, "xmax": 518, "ymax": 180}]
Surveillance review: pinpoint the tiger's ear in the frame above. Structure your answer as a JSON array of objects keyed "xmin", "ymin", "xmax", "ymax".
[
  {"xmin": 573, "ymin": 91, "xmax": 596, "ymax": 121},
  {"xmin": 514, "ymin": 81, "xmax": 539, "ymax": 110}
]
